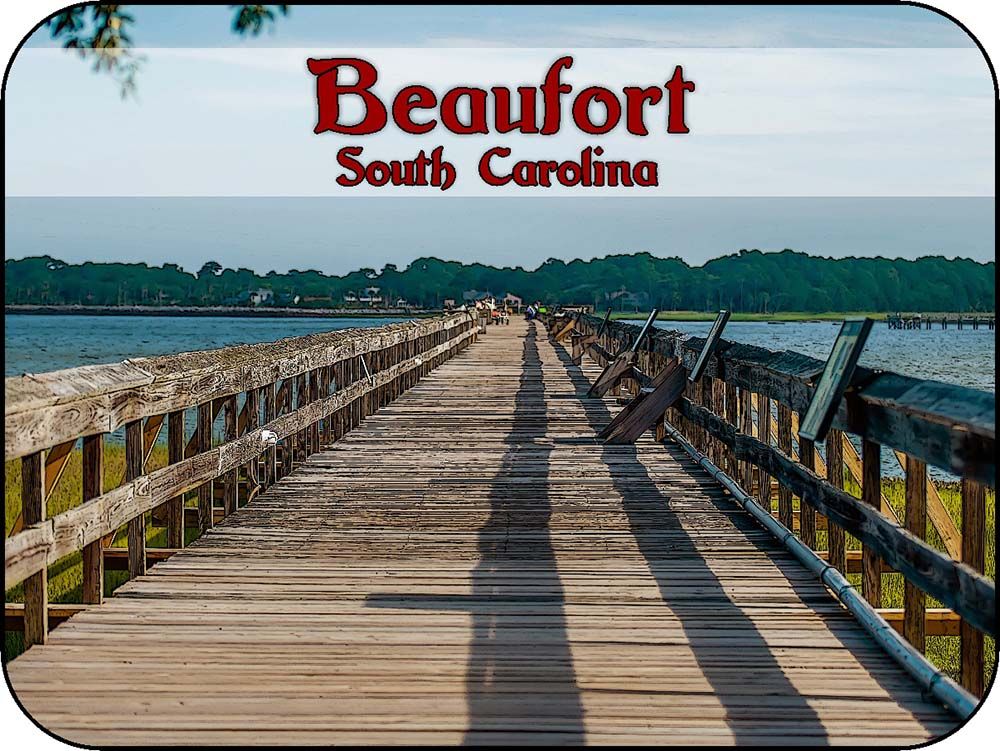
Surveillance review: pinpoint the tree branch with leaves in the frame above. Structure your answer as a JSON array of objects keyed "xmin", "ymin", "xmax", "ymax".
[{"xmin": 45, "ymin": 4, "xmax": 289, "ymax": 98}]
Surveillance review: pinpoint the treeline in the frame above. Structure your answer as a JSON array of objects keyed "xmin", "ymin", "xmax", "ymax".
[{"xmin": 4, "ymin": 250, "xmax": 995, "ymax": 313}]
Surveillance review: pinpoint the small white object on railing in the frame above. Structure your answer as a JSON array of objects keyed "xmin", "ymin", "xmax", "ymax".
[{"xmin": 261, "ymin": 430, "xmax": 278, "ymax": 447}]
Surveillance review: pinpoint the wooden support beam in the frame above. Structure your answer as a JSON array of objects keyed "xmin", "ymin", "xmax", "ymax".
[
  {"xmin": 861, "ymin": 439, "xmax": 883, "ymax": 608},
  {"xmin": 44, "ymin": 439, "xmax": 76, "ymax": 501},
  {"xmin": 960, "ymin": 478, "xmax": 986, "ymax": 697},
  {"xmin": 222, "ymin": 395, "xmax": 238, "ymax": 516},
  {"xmin": 196, "ymin": 402, "xmax": 214, "ymax": 531},
  {"xmin": 826, "ymin": 429, "xmax": 847, "ymax": 573},
  {"xmin": 776, "ymin": 403, "xmax": 794, "ymax": 528},
  {"xmin": 553, "ymin": 316, "xmax": 576, "ymax": 342},
  {"xmin": 6, "ymin": 603, "xmax": 89, "ymax": 632},
  {"xmin": 81, "ymin": 434, "xmax": 105, "ymax": 605},
  {"xmin": 102, "ymin": 547, "xmax": 179, "ymax": 571},
  {"xmin": 756, "ymin": 395, "xmax": 772, "ymax": 511},
  {"xmin": 166, "ymin": 411, "xmax": 185, "ymax": 549},
  {"xmin": 798, "ymin": 433, "xmax": 817, "ymax": 550},
  {"xmin": 904, "ymin": 455, "xmax": 928, "ymax": 652},
  {"xmin": 21, "ymin": 451, "xmax": 47, "ymax": 647},
  {"xmin": 602, "ymin": 358, "xmax": 686, "ymax": 444},
  {"xmin": 879, "ymin": 608, "xmax": 961, "ymax": 637},
  {"xmin": 587, "ymin": 351, "xmax": 637, "ymax": 398},
  {"xmin": 125, "ymin": 420, "xmax": 146, "ymax": 579},
  {"xmin": 892, "ymin": 448, "xmax": 961, "ymax": 560}
]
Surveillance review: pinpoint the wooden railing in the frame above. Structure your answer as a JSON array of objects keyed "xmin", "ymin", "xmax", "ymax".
[
  {"xmin": 5, "ymin": 313, "xmax": 477, "ymax": 649},
  {"xmin": 548, "ymin": 312, "xmax": 995, "ymax": 698}
]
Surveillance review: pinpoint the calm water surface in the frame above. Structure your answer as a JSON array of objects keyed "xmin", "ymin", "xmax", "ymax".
[
  {"xmin": 5, "ymin": 315, "xmax": 994, "ymax": 479},
  {"xmin": 655, "ymin": 320, "xmax": 995, "ymax": 393},
  {"xmin": 4, "ymin": 315, "xmax": 411, "ymax": 376}
]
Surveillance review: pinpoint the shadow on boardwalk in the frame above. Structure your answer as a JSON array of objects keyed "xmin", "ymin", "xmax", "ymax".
[
  {"xmin": 551, "ymin": 333, "xmax": 946, "ymax": 743},
  {"xmin": 549, "ymin": 339, "xmax": 833, "ymax": 744},
  {"xmin": 463, "ymin": 324, "xmax": 585, "ymax": 741},
  {"xmin": 366, "ymin": 326, "xmax": 585, "ymax": 741}
]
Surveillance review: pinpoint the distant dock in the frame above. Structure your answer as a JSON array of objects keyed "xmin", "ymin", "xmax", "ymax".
[{"xmin": 886, "ymin": 313, "xmax": 995, "ymax": 331}]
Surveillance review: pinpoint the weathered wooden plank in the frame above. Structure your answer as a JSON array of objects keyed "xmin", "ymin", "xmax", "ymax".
[
  {"xmin": 21, "ymin": 451, "xmax": 47, "ymax": 647},
  {"xmin": 166, "ymin": 411, "xmax": 185, "ymax": 549},
  {"xmin": 826, "ymin": 429, "xmax": 847, "ymax": 574},
  {"xmin": 602, "ymin": 359, "xmax": 686, "ymax": 444},
  {"xmin": 223, "ymin": 395, "xmax": 238, "ymax": 516},
  {"xmin": 903, "ymin": 456, "xmax": 927, "ymax": 652},
  {"xmin": 960, "ymin": 478, "xmax": 986, "ymax": 697},
  {"xmin": 196, "ymin": 403, "xmax": 214, "ymax": 532},
  {"xmin": 776, "ymin": 403, "xmax": 793, "ymax": 528},
  {"xmin": 587, "ymin": 352, "xmax": 637, "ymax": 398},
  {"xmin": 125, "ymin": 420, "xmax": 146, "ymax": 579},
  {"xmin": 81, "ymin": 434, "xmax": 104, "ymax": 605},
  {"xmin": 861, "ymin": 439, "xmax": 882, "ymax": 608}
]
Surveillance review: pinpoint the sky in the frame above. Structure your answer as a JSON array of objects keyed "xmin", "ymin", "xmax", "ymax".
[{"xmin": 3, "ymin": 5, "xmax": 995, "ymax": 270}]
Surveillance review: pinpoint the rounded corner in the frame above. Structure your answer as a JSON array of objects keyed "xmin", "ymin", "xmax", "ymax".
[
  {"xmin": 902, "ymin": 1, "xmax": 999, "ymax": 97},
  {"xmin": 3, "ymin": 656, "xmax": 100, "ymax": 750},
  {"xmin": 1, "ymin": 2, "xmax": 99, "ymax": 102}
]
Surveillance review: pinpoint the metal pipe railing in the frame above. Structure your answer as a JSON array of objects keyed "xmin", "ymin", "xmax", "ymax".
[{"xmin": 660, "ymin": 420, "xmax": 978, "ymax": 719}]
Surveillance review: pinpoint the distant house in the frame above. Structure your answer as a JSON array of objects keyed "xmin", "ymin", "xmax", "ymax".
[
  {"xmin": 343, "ymin": 291, "xmax": 359, "ymax": 303},
  {"xmin": 358, "ymin": 286, "xmax": 383, "ymax": 304},
  {"xmin": 502, "ymin": 293, "xmax": 523, "ymax": 312},
  {"xmin": 394, "ymin": 297, "xmax": 409, "ymax": 308},
  {"xmin": 443, "ymin": 298, "xmax": 456, "ymax": 309},
  {"xmin": 248, "ymin": 289, "xmax": 273, "ymax": 306},
  {"xmin": 608, "ymin": 287, "xmax": 646, "ymax": 311}
]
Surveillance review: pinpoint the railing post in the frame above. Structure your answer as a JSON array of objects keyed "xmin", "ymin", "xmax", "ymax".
[
  {"xmin": 310, "ymin": 368, "xmax": 321, "ymax": 454},
  {"xmin": 244, "ymin": 388, "xmax": 260, "ymax": 504},
  {"xmin": 166, "ymin": 411, "xmax": 185, "ymax": 548},
  {"xmin": 776, "ymin": 403, "xmax": 794, "ymax": 529},
  {"xmin": 724, "ymin": 381, "xmax": 738, "ymax": 477},
  {"xmin": 798, "ymin": 434, "xmax": 817, "ymax": 549},
  {"xmin": 960, "ymin": 478, "xmax": 985, "ymax": 696},
  {"xmin": 223, "ymin": 395, "xmax": 238, "ymax": 516},
  {"xmin": 82, "ymin": 434, "xmax": 105, "ymax": 603},
  {"xmin": 757, "ymin": 395, "xmax": 772, "ymax": 511},
  {"xmin": 904, "ymin": 455, "xmax": 927, "ymax": 652},
  {"xmin": 197, "ymin": 402, "xmax": 214, "ymax": 531},
  {"xmin": 826, "ymin": 429, "xmax": 846, "ymax": 573},
  {"xmin": 861, "ymin": 439, "xmax": 882, "ymax": 606},
  {"xmin": 125, "ymin": 419, "xmax": 146, "ymax": 578},
  {"xmin": 264, "ymin": 381, "xmax": 277, "ymax": 487},
  {"xmin": 22, "ymin": 451, "xmax": 47, "ymax": 647},
  {"xmin": 739, "ymin": 389, "xmax": 753, "ymax": 491}
]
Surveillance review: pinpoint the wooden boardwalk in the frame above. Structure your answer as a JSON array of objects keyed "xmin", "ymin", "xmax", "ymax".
[{"xmin": 8, "ymin": 320, "xmax": 960, "ymax": 745}]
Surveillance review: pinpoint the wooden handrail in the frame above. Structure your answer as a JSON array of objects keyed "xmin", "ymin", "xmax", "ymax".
[
  {"xmin": 582, "ymin": 313, "xmax": 995, "ymax": 486},
  {"xmin": 5, "ymin": 318, "xmax": 476, "ymax": 590},
  {"xmin": 5, "ymin": 314, "xmax": 473, "ymax": 461}
]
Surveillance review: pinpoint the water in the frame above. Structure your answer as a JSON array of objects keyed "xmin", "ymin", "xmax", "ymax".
[
  {"xmin": 654, "ymin": 320, "xmax": 995, "ymax": 393},
  {"xmin": 4, "ymin": 314, "xmax": 412, "ymax": 376},
  {"xmin": 4, "ymin": 314, "xmax": 993, "ymax": 479}
]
